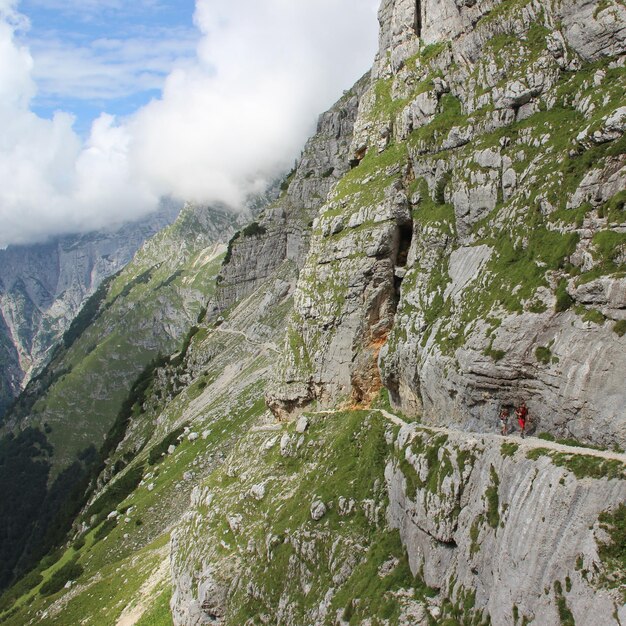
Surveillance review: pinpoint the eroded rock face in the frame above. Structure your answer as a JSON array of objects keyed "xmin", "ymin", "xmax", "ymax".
[
  {"xmin": 215, "ymin": 74, "xmax": 370, "ymax": 313},
  {"xmin": 387, "ymin": 424, "xmax": 626, "ymax": 625},
  {"xmin": 266, "ymin": 174, "xmax": 414, "ymax": 417},
  {"xmin": 268, "ymin": 0, "xmax": 626, "ymax": 448}
]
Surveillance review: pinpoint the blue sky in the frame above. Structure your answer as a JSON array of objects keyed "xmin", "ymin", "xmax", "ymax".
[
  {"xmin": 0, "ymin": 0, "xmax": 379, "ymax": 247},
  {"xmin": 19, "ymin": 0, "xmax": 198, "ymax": 134}
]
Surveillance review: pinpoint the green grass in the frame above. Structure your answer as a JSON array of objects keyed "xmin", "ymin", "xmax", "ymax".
[
  {"xmin": 0, "ymin": 285, "xmax": 278, "ymax": 625},
  {"xmin": 332, "ymin": 142, "xmax": 408, "ymax": 207},
  {"xmin": 135, "ymin": 586, "xmax": 174, "ymax": 626},
  {"xmin": 537, "ymin": 432, "xmax": 556, "ymax": 442},
  {"xmin": 597, "ymin": 504, "xmax": 626, "ymax": 599},
  {"xmin": 207, "ymin": 409, "xmax": 421, "ymax": 624},
  {"xmin": 581, "ymin": 308, "xmax": 606, "ymax": 325},
  {"xmin": 39, "ymin": 560, "xmax": 83, "ymax": 597},
  {"xmin": 330, "ymin": 530, "xmax": 436, "ymax": 624},
  {"xmin": 485, "ymin": 465, "xmax": 500, "ymax": 529},
  {"xmin": 409, "ymin": 93, "xmax": 465, "ymax": 151},
  {"xmin": 501, "ymin": 443, "xmax": 519, "ymax": 458},
  {"xmin": 550, "ymin": 453, "xmax": 624, "ymax": 481},
  {"xmin": 403, "ymin": 433, "xmax": 455, "ymax": 496},
  {"xmin": 553, "ymin": 580, "xmax": 575, "ymax": 626},
  {"xmin": 535, "ymin": 346, "xmax": 552, "ymax": 365},
  {"xmin": 421, "ymin": 41, "xmax": 450, "ymax": 62},
  {"xmin": 470, "ymin": 516, "xmax": 483, "ymax": 557},
  {"xmin": 527, "ymin": 446, "xmax": 624, "ymax": 480}
]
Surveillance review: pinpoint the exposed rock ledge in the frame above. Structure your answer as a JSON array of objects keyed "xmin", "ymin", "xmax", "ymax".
[{"xmin": 387, "ymin": 423, "xmax": 626, "ymax": 625}]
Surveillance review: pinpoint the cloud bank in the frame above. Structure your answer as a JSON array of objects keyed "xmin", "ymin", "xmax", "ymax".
[{"xmin": 0, "ymin": 0, "xmax": 379, "ymax": 247}]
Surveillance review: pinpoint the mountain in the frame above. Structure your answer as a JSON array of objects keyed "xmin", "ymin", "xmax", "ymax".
[
  {"xmin": 0, "ymin": 200, "xmax": 182, "ymax": 417},
  {"xmin": 0, "ymin": 202, "xmax": 240, "ymax": 593},
  {"xmin": 1, "ymin": 0, "xmax": 625, "ymax": 624}
]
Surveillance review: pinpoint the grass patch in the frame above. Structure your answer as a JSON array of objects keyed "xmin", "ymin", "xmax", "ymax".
[
  {"xmin": 148, "ymin": 426, "xmax": 187, "ymax": 466},
  {"xmin": 535, "ymin": 346, "xmax": 552, "ymax": 365},
  {"xmin": 135, "ymin": 586, "xmax": 174, "ymax": 626},
  {"xmin": 550, "ymin": 453, "xmax": 624, "ymax": 481},
  {"xmin": 330, "ymin": 530, "xmax": 436, "ymax": 624},
  {"xmin": 527, "ymin": 447, "xmax": 624, "ymax": 480},
  {"xmin": 470, "ymin": 516, "xmax": 483, "ymax": 557},
  {"xmin": 553, "ymin": 580, "xmax": 575, "ymax": 626},
  {"xmin": 39, "ymin": 559, "xmax": 83, "ymax": 597},
  {"xmin": 614, "ymin": 320, "xmax": 626, "ymax": 337},
  {"xmin": 500, "ymin": 443, "xmax": 519, "ymax": 458},
  {"xmin": 526, "ymin": 448, "xmax": 551, "ymax": 461},
  {"xmin": 537, "ymin": 433, "xmax": 556, "ymax": 442},
  {"xmin": 485, "ymin": 465, "xmax": 500, "ymax": 529},
  {"xmin": 555, "ymin": 278, "xmax": 574, "ymax": 313},
  {"xmin": 597, "ymin": 504, "xmax": 626, "ymax": 598}
]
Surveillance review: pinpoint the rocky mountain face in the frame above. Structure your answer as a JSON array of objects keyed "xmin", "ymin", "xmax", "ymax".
[
  {"xmin": 0, "ymin": 201, "xmax": 181, "ymax": 417},
  {"xmin": 387, "ymin": 423, "xmax": 626, "ymax": 625},
  {"xmin": 268, "ymin": 0, "xmax": 626, "ymax": 450},
  {"xmin": 1, "ymin": 0, "xmax": 625, "ymax": 625},
  {"xmin": 215, "ymin": 73, "xmax": 370, "ymax": 313}
]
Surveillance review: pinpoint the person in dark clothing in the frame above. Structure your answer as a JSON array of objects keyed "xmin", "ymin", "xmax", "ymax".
[{"xmin": 499, "ymin": 407, "xmax": 510, "ymax": 435}]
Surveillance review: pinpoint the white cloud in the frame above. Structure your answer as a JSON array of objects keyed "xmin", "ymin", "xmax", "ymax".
[{"xmin": 0, "ymin": 0, "xmax": 379, "ymax": 247}]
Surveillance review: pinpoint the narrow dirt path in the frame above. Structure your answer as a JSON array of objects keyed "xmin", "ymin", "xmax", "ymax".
[
  {"xmin": 376, "ymin": 408, "xmax": 626, "ymax": 463},
  {"xmin": 213, "ymin": 325, "xmax": 280, "ymax": 354},
  {"xmin": 115, "ymin": 548, "xmax": 170, "ymax": 626}
]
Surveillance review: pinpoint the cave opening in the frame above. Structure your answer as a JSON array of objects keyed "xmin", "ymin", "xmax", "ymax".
[
  {"xmin": 350, "ymin": 145, "xmax": 367, "ymax": 169},
  {"xmin": 393, "ymin": 223, "xmax": 414, "ymax": 306},
  {"xmin": 396, "ymin": 224, "xmax": 413, "ymax": 268}
]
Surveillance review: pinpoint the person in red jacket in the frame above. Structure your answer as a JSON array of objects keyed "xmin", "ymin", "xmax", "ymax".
[{"xmin": 516, "ymin": 401, "xmax": 529, "ymax": 438}]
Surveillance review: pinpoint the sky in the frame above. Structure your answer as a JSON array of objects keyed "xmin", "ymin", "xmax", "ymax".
[{"xmin": 0, "ymin": 0, "xmax": 380, "ymax": 248}]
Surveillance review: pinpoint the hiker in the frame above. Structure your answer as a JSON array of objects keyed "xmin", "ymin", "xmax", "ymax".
[
  {"xmin": 499, "ymin": 407, "xmax": 510, "ymax": 436},
  {"xmin": 516, "ymin": 401, "xmax": 528, "ymax": 438}
]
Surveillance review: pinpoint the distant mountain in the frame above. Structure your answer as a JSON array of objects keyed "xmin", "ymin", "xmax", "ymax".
[
  {"xmin": 0, "ymin": 202, "xmax": 239, "ymax": 591},
  {"xmin": 0, "ymin": 200, "xmax": 181, "ymax": 417}
]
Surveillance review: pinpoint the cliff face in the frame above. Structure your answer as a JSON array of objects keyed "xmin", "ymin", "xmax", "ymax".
[
  {"xmin": 0, "ymin": 201, "xmax": 181, "ymax": 416},
  {"xmin": 387, "ymin": 423, "xmax": 626, "ymax": 625},
  {"xmin": 267, "ymin": 0, "xmax": 626, "ymax": 449},
  {"xmin": 215, "ymin": 74, "xmax": 370, "ymax": 312}
]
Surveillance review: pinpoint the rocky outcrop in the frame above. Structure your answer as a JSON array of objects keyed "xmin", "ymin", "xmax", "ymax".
[
  {"xmin": 0, "ymin": 200, "xmax": 181, "ymax": 416},
  {"xmin": 215, "ymin": 74, "xmax": 370, "ymax": 312},
  {"xmin": 268, "ymin": 0, "xmax": 626, "ymax": 448},
  {"xmin": 387, "ymin": 423, "xmax": 626, "ymax": 625}
]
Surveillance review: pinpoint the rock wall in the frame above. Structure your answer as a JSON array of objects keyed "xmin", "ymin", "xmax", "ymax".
[
  {"xmin": 268, "ymin": 0, "xmax": 626, "ymax": 448},
  {"xmin": 215, "ymin": 74, "xmax": 370, "ymax": 312},
  {"xmin": 387, "ymin": 423, "xmax": 626, "ymax": 625}
]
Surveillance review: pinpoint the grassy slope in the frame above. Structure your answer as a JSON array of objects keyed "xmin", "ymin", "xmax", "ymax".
[
  {"xmin": 174, "ymin": 407, "xmax": 437, "ymax": 626},
  {"xmin": 26, "ymin": 209, "xmax": 231, "ymax": 471},
  {"xmin": 0, "ymin": 261, "xmax": 295, "ymax": 625},
  {"xmin": 0, "ymin": 205, "xmax": 234, "ymax": 599}
]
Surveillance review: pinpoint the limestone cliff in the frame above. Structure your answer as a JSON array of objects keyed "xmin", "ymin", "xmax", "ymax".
[
  {"xmin": 387, "ymin": 422, "xmax": 626, "ymax": 624},
  {"xmin": 215, "ymin": 74, "xmax": 370, "ymax": 313},
  {"xmin": 268, "ymin": 0, "xmax": 626, "ymax": 450}
]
